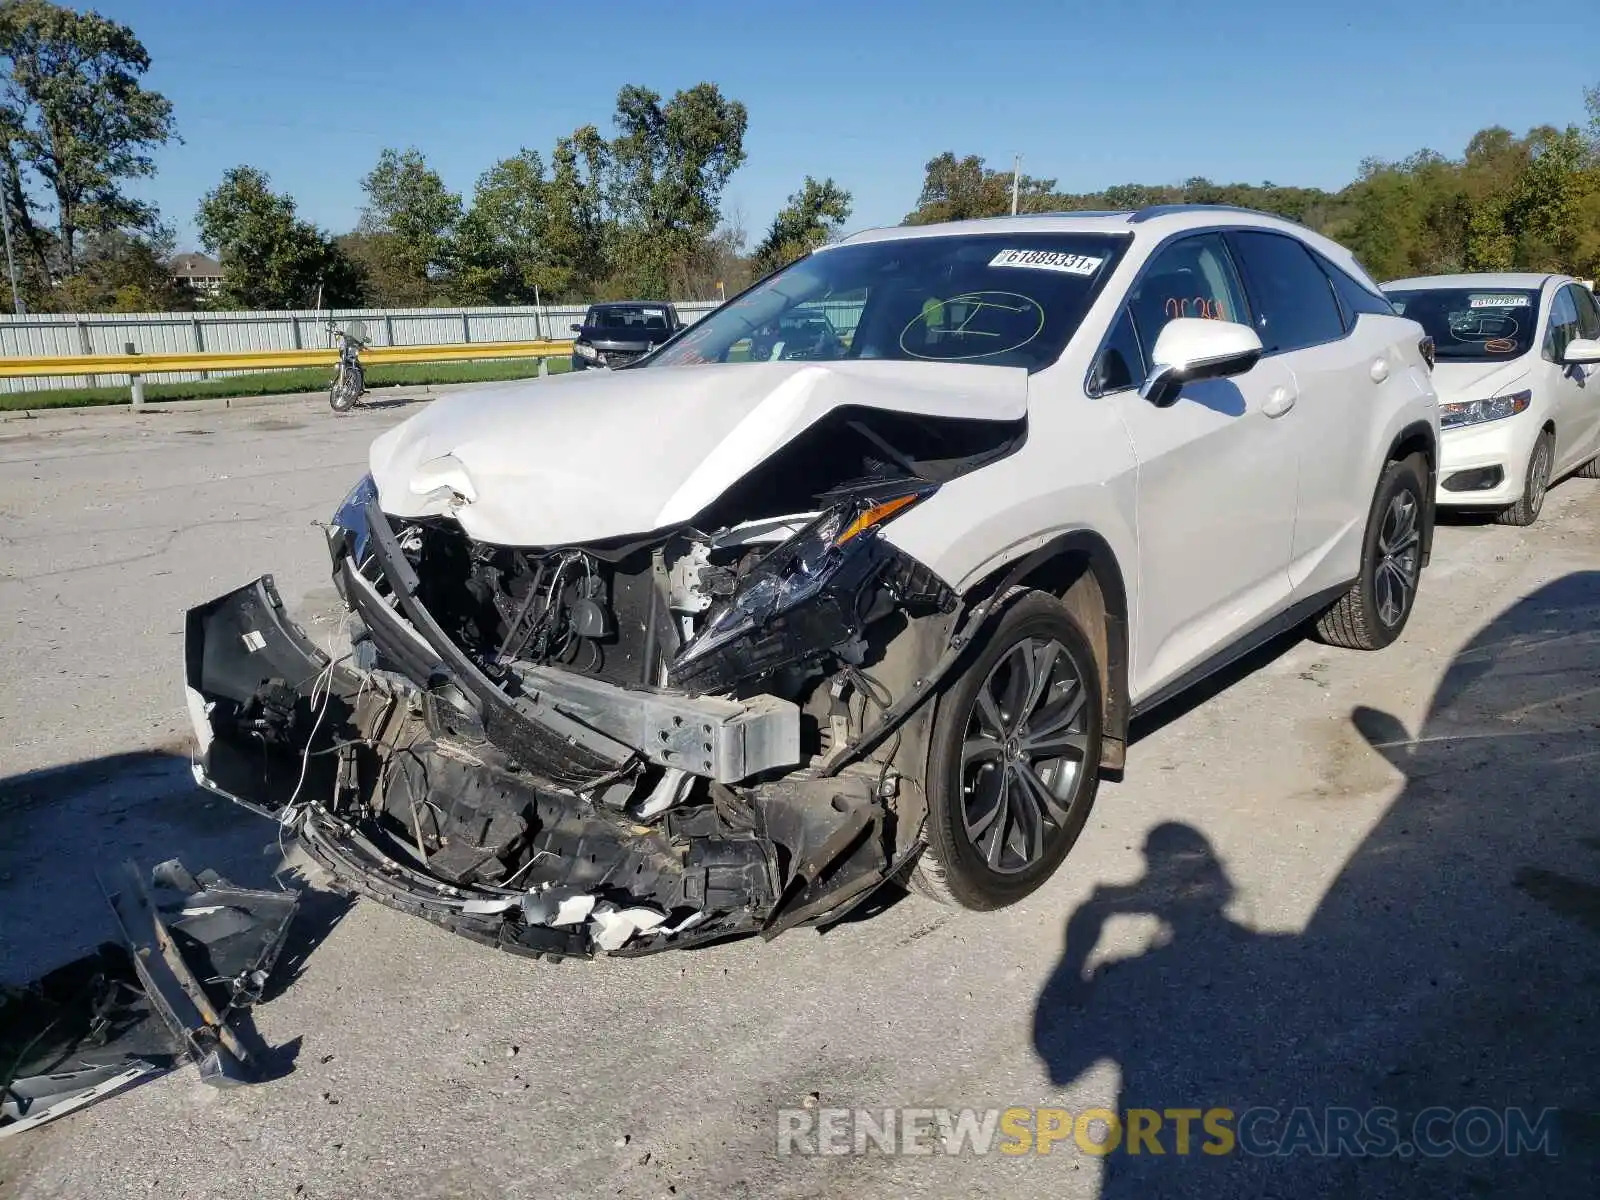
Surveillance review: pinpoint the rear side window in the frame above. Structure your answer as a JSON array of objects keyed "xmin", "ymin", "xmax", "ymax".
[
  {"xmin": 1228, "ymin": 231, "xmax": 1346, "ymax": 354},
  {"xmin": 1315, "ymin": 255, "xmax": 1397, "ymax": 328}
]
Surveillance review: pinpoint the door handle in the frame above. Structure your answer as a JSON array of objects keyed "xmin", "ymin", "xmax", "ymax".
[
  {"xmin": 1262, "ymin": 385, "xmax": 1296, "ymax": 418},
  {"xmin": 1370, "ymin": 357, "xmax": 1390, "ymax": 383}
]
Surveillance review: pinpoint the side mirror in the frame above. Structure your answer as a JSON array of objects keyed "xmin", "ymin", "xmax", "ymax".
[
  {"xmin": 1561, "ymin": 337, "xmax": 1600, "ymax": 365},
  {"xmin": 1140, "ymin": 318, "xmax": 1264, "ymax": 408},
  {"xmin": 569, "ymin": 323, "xmax": 583, "ymax": 334}
]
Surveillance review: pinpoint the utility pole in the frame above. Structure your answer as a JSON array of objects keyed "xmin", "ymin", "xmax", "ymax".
[
  {"xmin": 1011, "ymin": 154, "xmax": 1021, "ymax": 216},
  {"xmin": 0, "ymin": 156, "xmax": 26, "ymax": 314}
]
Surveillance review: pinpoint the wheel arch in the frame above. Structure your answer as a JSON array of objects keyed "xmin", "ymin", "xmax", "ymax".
[
  {"xmin": 961, "ymin": 530, "xmax": 1132, "ymax": 773},
  {"xmin": 1385, "ymin": 420, "xmax": 1437, "ymax": 567}
]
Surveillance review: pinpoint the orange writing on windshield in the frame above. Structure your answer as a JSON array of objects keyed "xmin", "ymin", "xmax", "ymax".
[{"xmin": 1165, "ymin": 297, "xmax": 1228, "ymax": 320}]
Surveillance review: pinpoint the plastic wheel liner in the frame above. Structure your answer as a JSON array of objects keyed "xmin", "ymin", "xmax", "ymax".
[{"xmin": 182, "ymin": 496, "xmax": 901, "ymax": 959}]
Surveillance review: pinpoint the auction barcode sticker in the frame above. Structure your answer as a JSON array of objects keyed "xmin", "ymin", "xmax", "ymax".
[
  {"xmin": 989, "ymin": 249, "xmax": 1105, "ymax": 276},
  {"xmin": 1469, "ymin": 295, "xmax": 1531, "ymax": 308}
]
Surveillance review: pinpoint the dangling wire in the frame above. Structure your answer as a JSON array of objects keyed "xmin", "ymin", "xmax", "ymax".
[
  {"xmin": 272, "ymin": 646, "xmax": 351, "ymax": 889},
  {"xmin": 843, "ymin": 666, "xmax": 899, "ymax": 797},
  {"xmin": 496, "ymin": 560, "xmax": 547, "ymax": 663}
]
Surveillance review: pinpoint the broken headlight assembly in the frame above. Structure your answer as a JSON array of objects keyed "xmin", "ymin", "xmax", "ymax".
[
  {"xmin": 327, "ymin": 472, "xmax": 378, "ymax": 564},
  {"xmin": 668, "ymin": 487, "xmax": 941, "ymax": 692}
]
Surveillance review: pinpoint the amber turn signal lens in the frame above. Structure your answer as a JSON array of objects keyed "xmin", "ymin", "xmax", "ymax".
[{"xmin": 834, "ymin": 493, "xmax": 921, "ymax": 545}]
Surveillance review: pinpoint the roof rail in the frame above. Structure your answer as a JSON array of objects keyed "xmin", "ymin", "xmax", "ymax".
[
  {"xmin": 1018, "ymin": 209, "xmax": 1133, "ymax": 219},
  {"xmin": 962, "ymin": 209, "xmax": 1133, "ymax": 221},
  {"xmin": 1127, "ymin": 203, "xmax": 1294, "ymax": 224}
]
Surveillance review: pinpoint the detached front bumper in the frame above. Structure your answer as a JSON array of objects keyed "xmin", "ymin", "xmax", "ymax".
[{"xmin": 183, "ymin": 500, "xmax": 897, "ymax": 957}]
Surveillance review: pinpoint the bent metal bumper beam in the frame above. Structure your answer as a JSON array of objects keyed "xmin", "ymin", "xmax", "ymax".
[
  {"xmin": 184, "ymin": 568, "xmax": 800, "ymax": 803},
  {"xmin": 338, "ymin": 565, "xmax": 797, "ymax": 784},
  {"xmin": 336, "ymin": 493, "xmax": 800, "ymax": 784}
]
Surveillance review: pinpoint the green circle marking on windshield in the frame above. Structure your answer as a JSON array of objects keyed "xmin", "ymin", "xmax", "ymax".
[{"xmin": 898, "ymin": 291, "xmax": 1046, "ymax": 361}]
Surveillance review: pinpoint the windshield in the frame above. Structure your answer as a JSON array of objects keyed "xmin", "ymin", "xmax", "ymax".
[
  {"xmin": 649, "ymin": 233, "xmax": 1130, "ymax": 372},
  {"xmin": 1384, "ymin": 288, "xmax": 1541, "ymax": 361},
  {"xmin": 586, "ymin": 306, "xmax": 673, "ymax": 334}
]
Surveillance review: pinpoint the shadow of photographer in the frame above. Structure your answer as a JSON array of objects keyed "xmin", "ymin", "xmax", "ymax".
[{"xmin": 1033, "ymin": 571, "xmax": 1600, "ymax": 1197}]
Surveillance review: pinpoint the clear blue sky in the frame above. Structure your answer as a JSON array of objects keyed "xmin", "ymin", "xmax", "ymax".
[{"xmin": 99, "ymin": 0, "xmax": 1596, "ymax": 253}]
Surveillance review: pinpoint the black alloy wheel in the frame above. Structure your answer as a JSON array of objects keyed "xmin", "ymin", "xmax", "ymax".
[{"xmin": 913, "ymin": 591, "xmax": 1104, "ymax": 910}]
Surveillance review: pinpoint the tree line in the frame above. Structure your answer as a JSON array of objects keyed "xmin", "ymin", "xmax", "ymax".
[
  {"xmin": 320, "ymin": 87, "xmax": 852, "ymax": 311},
  {"xmin": 1, "ymin": 0, "xmax": 1597, "ymax": 315},
  {"xmin": 905, "ymin": 85, "xmax": 1600, "ymax": 284},
  {"xmin": 0, "ymin": 0, "xmax": 853, "ymax": 312}
]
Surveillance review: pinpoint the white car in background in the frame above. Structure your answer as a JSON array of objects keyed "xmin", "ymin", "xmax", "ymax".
[{"xmin": 1383, "ymin": 273, "xmax": 1600, "ymax": 525}]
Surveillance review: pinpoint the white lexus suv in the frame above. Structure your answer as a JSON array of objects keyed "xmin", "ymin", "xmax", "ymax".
[
  {"xmin": 1383, "ymin": 272, "xmax": 1600, "ymax": 525},
  {"xmin": 184, "ymin": 206, "xmax": 1441, "ymax": 958}
]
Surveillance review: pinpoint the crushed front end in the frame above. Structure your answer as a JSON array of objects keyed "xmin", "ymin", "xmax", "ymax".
[{"xmin": 184, "ymin": 448, "xmax": 980, "ymax": 957}]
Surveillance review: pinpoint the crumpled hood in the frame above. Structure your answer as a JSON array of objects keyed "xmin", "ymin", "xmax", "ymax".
[
  {"xmin": 368, "ymin": 360, "xmax": 1028, "ymax": 546},
  {"xmin": 1429, "ymin": 358, "xmax": 1531, "ymax": 403}
]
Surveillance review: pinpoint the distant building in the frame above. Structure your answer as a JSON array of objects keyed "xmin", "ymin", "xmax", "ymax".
[{"xmin": 170, "ymin": 252, "xmax": 223, "ymax": 298}]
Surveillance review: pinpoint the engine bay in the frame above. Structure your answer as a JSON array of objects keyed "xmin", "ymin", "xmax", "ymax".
[{"xmin": 391, "ymin": 506, "xmax": 954, "ymax": 779}]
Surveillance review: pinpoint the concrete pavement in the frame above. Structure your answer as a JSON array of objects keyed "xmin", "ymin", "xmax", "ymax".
[{"xmin": 1, "ymin": 393, "xmax": 1596, "ymax": 1198}]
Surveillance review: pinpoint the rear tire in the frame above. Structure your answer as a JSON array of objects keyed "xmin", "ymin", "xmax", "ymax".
[
  {"xmin": 910, "ymin": 590, "xmax": 1103, "ymax": 910},
  {"xmin": 1495, "ymin": 430, "xmax": 1553, "ymax": 526},
  {"xmin": 1313, "ymin": 455, "xmax": 1426, "ymax": 651},
  {"xmin": 1575, "ymin": 451, "xmax": 1600, "ymax": 480}
]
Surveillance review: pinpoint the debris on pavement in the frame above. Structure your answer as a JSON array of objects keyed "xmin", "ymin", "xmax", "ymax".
[{"xmin": 0, "ymin": 859, "xmax": 300, "ymax": 1137}]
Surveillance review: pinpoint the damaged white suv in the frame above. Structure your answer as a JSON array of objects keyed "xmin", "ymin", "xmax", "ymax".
[{"xmin": 186, "ymin": 206, "xmax": 1440, "ymax": 957}]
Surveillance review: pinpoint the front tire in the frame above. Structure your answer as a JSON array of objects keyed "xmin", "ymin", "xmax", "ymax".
[
  {"xmin": 1495, "ymin": 429, "xmax": 1553, "ymax": 526},
  {"xmin": 911, "ymin": 590, "xmax": 1103, "ymax": 910},
  {"xmin": 1313, "ymin": 455, "xmax": 1426, "ymax": 651},
  {"xmin": 329, "ymin": 367, "xmax": 356, "ymax": 413}
]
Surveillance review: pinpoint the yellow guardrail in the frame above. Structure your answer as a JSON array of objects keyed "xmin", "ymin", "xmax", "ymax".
[{"xmin": 0, "ymin": 339, "xmax": 577, "ymax": 379}]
